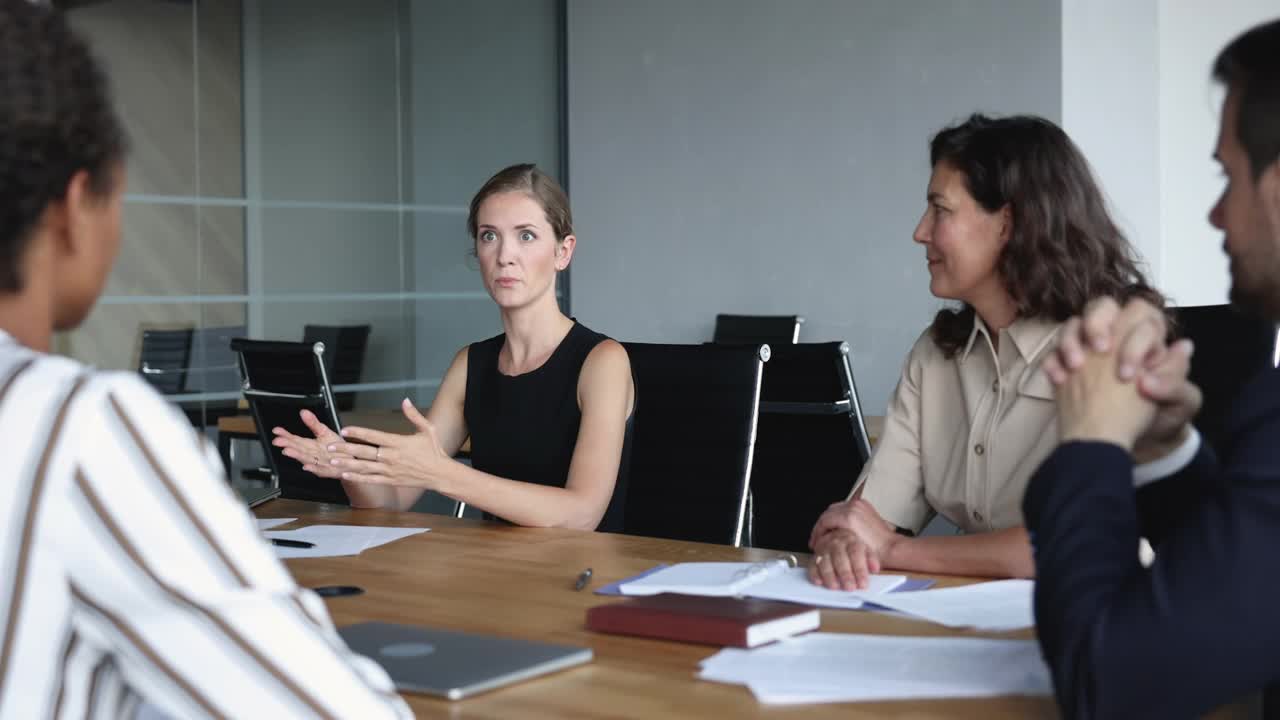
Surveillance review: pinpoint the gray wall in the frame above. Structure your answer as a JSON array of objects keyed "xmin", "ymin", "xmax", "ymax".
[
  {"xmin": 566, "ymin": 0, "xmax": 1062, "ymax": 413},
  {"xmin": 407, "ymin": 0, "xmax": 562, "ymax": 407}
]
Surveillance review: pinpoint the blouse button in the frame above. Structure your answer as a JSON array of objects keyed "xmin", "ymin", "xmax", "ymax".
[
  {"xmin": 974, "ymin": 443, "xmax": 985, "ymax": 456},
  {"xmin": 973, "ymin": 510, "xmax": 984, "ymax": 523},
  {"xmin": 992, "ymin": 379, "xmax": 999, "ymax": 392}
]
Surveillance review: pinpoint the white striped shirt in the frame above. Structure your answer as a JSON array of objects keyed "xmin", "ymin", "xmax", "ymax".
[{"xmin": 0, "ymin": 332, "xmax": 411, "ymax": 719}]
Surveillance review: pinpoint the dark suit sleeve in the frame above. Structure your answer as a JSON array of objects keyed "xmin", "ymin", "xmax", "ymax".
[
  {"xmin": 1024, "ymin": 427, "xmax": 1280, "ymax": 718},
  {"xmin": 1133, "ymin": 440, "xmax": 1219, "ymax": 547}
]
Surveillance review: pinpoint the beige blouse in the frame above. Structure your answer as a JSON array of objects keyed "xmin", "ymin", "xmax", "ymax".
[{"xmin": 856, "ymin": 315, "xmax": 1063, "ymax": 534}]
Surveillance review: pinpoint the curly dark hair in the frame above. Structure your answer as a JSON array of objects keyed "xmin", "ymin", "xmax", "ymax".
[
  {"xmin": 1213, "ymin": 18, "xmax": 1280, "ymax": 180},
  {"xmin": 0, "ymin": 0, "xmax": 126, "ymax": 292},
  {"xmin": 927, "ymin": 114, "xmax": 1162, "ymax": 357}
]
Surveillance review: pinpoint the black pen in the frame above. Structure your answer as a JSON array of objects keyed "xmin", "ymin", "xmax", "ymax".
[
  {"xmin": 271, "ymin": 538, "xmax": 315, "ymax": 549},
  {"xmin": 574, "ymin": 567, "xmax": 593, "ymax": 591}
]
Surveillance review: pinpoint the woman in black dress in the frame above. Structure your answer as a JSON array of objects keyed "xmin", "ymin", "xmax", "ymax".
[{"xmin": 273, "ymin": 164, "xmax": 635, "ymax": 531}]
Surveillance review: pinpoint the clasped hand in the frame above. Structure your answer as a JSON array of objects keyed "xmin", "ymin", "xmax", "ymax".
[
  {"xmin": 807, "ymin": 498, "xmax": 899, "ymax": 591},
  {"xmin": 1043, "ymin": 296, "xmax": 1201, "ymax": 458}
]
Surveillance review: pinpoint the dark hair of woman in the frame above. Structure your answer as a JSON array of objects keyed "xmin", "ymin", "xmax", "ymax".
[
  {"xmin": 0, "ymin": 0, "xmax": 126, "ymax": 292},
  {"xmin": 928, "ymin": 114, "xmax": 1163, "ymax": 357}
]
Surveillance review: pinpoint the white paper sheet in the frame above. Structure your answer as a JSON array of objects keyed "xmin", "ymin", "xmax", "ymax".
[
  {"xmin": 741, "ymin": 568, "xmax": 906, "ymax": 609},
  {"xmin": 256, "ymin": 517, "xmax": 296, "ymax": 530},
  {"xmin": 851, "ymin": 579, "xmax": 1034, "ymax": 630},
  {"xmin": 619, "ymin": 562, "xmax": 782, "ymax": 596},
  {"xmin": 264, "ymin": 524, "xmax": 429, "ymax": 559},
  {"xmin": 699, "ymin": 632, "xmax": 1051, "ymax": 705}
]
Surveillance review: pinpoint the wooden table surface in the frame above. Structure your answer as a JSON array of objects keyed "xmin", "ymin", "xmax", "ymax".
[{"xmin": 258, "ymin": 500, "xmax": 1050, "ymax": 719}]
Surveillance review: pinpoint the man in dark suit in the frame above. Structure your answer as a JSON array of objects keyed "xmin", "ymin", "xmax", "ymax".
[{"xmin": 1024, "ymin": 18, "xmax": 1280, "ymax": 719}]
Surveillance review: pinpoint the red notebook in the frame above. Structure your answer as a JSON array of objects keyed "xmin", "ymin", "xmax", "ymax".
[{"xmin": 585, "ymin": 593, "xmax": 820, "ymax": 648}]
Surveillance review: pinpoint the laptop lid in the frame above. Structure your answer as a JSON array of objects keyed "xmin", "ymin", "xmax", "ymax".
[{"xmin": 338, "ymin": 622, "xmax": 593, "ymax": 700}]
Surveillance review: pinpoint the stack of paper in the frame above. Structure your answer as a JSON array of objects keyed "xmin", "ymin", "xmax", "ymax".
[
  {"xmin": 699, "ymin": 632, "xmax": 1052, "ymax": 705},
  {"xmin": 264, "ymin": 524, "xmax": 429, "ymax": 559},
  {"xmin": 859, "ymin": 579, "xmax": 1034, "ymax": 630}
]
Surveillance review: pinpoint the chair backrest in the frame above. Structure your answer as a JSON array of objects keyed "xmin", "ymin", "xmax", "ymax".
[
  {"xmin": 620, "ymin": 342, "xmax": 768, "ymax": 546},
  {"xmin": 230, "ymin": 338, "xmax": 349, "ymax": 504},
  {"xmin": 183, "ymin": 324, "xmax": 247, "ymax": 394},
  {"xmin": 302, "ymin": 324, "xmax": 372, "ymax": 411},
  {"xmin": 1172, "ymin": 304, "xmax": 1278, "ymax": 454},
  {"xmin": 748, "ymin": 342, "xmax": 872, "ymax": 552},
  {"xmin": 713, "ymin": 314, "xmax": 803, "ymax": 345},
  {"xmin": 138, "ymin": 327, "xmax": 194, "ymax": 395}
]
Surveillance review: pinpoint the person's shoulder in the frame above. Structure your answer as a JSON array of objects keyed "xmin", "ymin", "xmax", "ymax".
[
  {"xmin": 67, "ymin": 369, "xmax": 192, "ymax": 430},
  {"xmin": 15, "ymin": 350, "xmax": 84, "ymax": 384},
  {"xmin": 565, "ymin": 321, "xmax": 617, "ymax": 362},
  {"xmin": 6, "ymin": 351, "xmax": 118, "ymax": 406},
  {"xmin": 570, "ymin": 320, "xmax": 609, "ymax": 344},
  {"xmin": 463, "ymin": 333, "xmax": 505, "ymax": 371},
  {"xmin": 904, "ymin": 325, "xmax": 947, "ymax": 369},
  {"xmin": 11, "ymin": 351, "xmax": 157, "ymax": 398},
  {"xmin": 466, "ymin": 332, "xmax": 505, "ymax": 362},
  {"xmin": 7, "ymin": 359, "xmax": 194, "ymax": 454},
  {"xmin": 448, "ymin": 344, "xmax": 470, "ymax": 368},
  {"xmin": 583, "ymin": 338, "xmax": 629, "ymax": 369},
  {"xmin": 1249, "ymin": 365, "xmax": 1280, "ymax": 390},
  {"xmin": 1230, "ymin": 366, "xmax": 1280, "ymax": 420},
  {"xmin": 86, "ymin": 368, "xmax": 170, "ymax": 398},
  {"xmin": 579, "ymin": 339, "xmax": 632, "ymax": 392}
]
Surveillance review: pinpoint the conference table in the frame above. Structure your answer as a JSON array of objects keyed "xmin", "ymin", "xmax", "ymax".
[{"xmin": 257, "ymin": 499, "xmax": 1046, "ymax": 719}]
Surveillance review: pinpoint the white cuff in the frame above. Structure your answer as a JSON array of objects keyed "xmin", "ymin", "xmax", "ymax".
[{"xmin": 1133, "ymin": 427, "xmax": 1201, "ymax": 488}]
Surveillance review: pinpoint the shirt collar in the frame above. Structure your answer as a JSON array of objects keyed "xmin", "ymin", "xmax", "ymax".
[
  {"xmin": 960, "ymin": 314, "xmax": 1060, "ymax": 364},
  {"xmin": 959, "ymin": 317, "xmax": 984, "ymax": 362}
]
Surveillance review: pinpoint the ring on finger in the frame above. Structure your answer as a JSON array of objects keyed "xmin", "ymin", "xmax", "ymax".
[
  {"xmin": 375, "ymin": 446, "xmax": 382, "ymax": 462},
  {"xmin": 815, "ymin": 555, "xmax": 825, "ymax": 565}
]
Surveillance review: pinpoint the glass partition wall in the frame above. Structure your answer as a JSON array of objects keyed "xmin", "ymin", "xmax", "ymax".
[{"xmin": 56, "ymin": 0, "xmax": 566, "ymax": 438}]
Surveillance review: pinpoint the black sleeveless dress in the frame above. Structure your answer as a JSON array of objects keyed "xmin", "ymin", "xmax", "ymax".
[{"xmin": 463, "ymin": 321, "xmax": 631, "ymax": 532}]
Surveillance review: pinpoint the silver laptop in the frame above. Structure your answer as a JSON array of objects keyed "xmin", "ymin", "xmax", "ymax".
[
  {"xmin": 339, "ymin": 622, "xmax": 593, "ymax": 700},
  {"xmin": 235, "ymin": 484, "xmax": 280, "ymax": 508}
]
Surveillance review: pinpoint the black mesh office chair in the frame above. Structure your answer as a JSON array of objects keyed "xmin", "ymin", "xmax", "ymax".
[
  {"xmin": 185, "ymin": 325, "xmax": 246, "ymax": 395},
  {"xmin": 747, "ymin": 342, "xmax": 873, "ymax": 552},
  {"xmin": 230, "ymin": 338, "xmax": 349, "ymax": 505},
  {"xmin": 302, "ymin": 324, "xmax": 371, "ymax": 411},
  {"xmin": 713, "ymin": 314, "xmax": 804, "ymax": 345},
  {"xmin": 178, "ymin": 325, "xmax": 247, "ymax": 429},
  {"xmin": 620, "ymin": 342, "xmax": 768, "ymax": 546},
  {"xmin": 138, "ymin": 327, "xmax": 194, "ymax": 395},
  {"xmin": 1172, "ymin": 304, "xmax": 1277, "ymax": 454}
]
